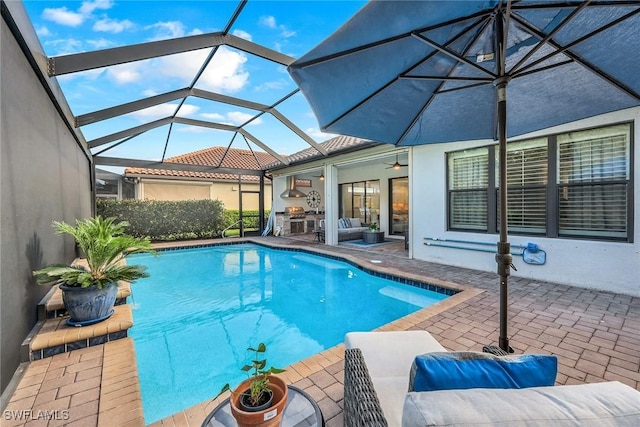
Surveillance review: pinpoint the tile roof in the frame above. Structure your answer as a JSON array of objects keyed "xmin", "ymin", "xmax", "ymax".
[
  {"xmin": 124, "ymin": 135, "xmax": 376, "ymax": 180},
  {"xmin": 125, "ymin": 147, "xmax": 276, "ymax": 182},
  {"xmin": 265, "ymin": 135, "xmax": 376, "ymax": 169}
]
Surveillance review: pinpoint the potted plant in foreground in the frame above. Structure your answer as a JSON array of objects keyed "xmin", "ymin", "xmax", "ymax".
[
  {"xmin": 33, "ymin": 216, "xmax": 156, "ymax": 326},
  {"xmin": 216, "ymin": 343, "xmax": 288, "ymax": 427}
]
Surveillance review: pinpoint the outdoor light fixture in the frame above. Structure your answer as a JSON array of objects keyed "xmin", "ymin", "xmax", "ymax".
[
  {"xmin": 386, "ymin": 154, "xmax": 408, "ymax": 170},
  {"xmin": 319, "ymin": 174, "xmax": 325, "ymax": 181}
]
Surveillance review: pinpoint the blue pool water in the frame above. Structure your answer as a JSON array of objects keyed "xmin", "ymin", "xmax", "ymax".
[{"xmin": 128, "ymin": 243, "xmax": 449, "ymax": 423}]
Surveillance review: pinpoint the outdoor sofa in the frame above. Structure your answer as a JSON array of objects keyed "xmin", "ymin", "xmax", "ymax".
[
  {"xmin": 344, "ymin": 331, "xmax": 640, "ymax": 426},
  {"xmin": 319, "ymin": 218, "xmax": 369, "ymax": 241}
]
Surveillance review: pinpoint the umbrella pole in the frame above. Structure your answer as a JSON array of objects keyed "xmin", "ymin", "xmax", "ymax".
[{"xmin": 495, "ymin": 78, "xmax": 513, "ymax": 353}]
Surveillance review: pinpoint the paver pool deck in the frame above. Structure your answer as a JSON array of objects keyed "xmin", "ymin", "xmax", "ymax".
[{"xmin": 4, "ymin": 235, "xmax": 639, "ymax": 426}]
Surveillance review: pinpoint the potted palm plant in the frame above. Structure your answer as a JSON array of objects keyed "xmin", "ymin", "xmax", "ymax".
[
  {"xmin": 33, "ymin": 216, "xmax": 156, "ymax": 326},
  {"xmin": 216, "ymin": 343, "xmax": 288, "ymax": 427}
]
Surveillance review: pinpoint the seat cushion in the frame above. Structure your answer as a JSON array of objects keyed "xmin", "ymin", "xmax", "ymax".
[
  {"xmin": 345, "ymin": 331, "xmax": 447, "ymax": 379},
  {"xmin": 409, "ymin": 351, "xmax": 557, "ymax": 392},
  {"xmin": 402, "ymin": 381, "xmax": 640, "ymax": 426}
]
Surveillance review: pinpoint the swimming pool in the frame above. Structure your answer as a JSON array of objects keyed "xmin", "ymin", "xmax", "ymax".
[{"xmin": 128, "ymin": 243, "xmax": 450, "ymax": 423}]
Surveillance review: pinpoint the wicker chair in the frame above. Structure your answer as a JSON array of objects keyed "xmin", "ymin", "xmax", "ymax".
[
  {"xmin": 344, "ymin": 348, "xmax": 388, "ymax": 427},
  {"xmin": 343, "ymin": 343, "xmax": 507, "ymax": 426}
]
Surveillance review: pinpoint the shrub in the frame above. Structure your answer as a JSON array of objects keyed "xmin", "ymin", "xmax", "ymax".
[
  {"xmin": 96, "ymin": 200, "xmax": 269, "ymax": 241},
  {"xmin": 96, "ymin": 199, "xmax": 225, "ymax": 241}
]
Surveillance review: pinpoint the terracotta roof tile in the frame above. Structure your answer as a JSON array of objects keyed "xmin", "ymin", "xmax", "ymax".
[
  {"xmin": 124, "ymin": 136, "xmax": 375, "ymax": 179},
  {"xmin": 125, "ymin": 147, "xmax": 276, "ymax": 180},
  {"xmin": 264, "ymin": 135, "xmax": 375, "ymax": 169}
]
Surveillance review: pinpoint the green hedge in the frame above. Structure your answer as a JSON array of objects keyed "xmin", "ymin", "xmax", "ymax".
[
  {"xmin": 96, "ymin": 199, "xmax": 226, "ymax": 241},
  {"xmin": 96, "ymin": 199, "xmax": 269, "ymax": 241}
]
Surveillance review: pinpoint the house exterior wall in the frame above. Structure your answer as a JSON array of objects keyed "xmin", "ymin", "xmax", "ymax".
[
  {"xmin": 137, "ymin": 178, "xmax": 272, "ymax": 210},
  {"xmin": 1, "ymin": 4, "xmax": 92, "ymax": 395},
  {"xmin": 410, "ymin": 108, "xmax": 640, "ymax": 297},
  {"xmin": 271, "ymin": 177, "xmax": 325, "ymax": 213}
]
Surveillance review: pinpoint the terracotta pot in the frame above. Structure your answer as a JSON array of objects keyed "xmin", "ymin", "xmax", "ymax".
[{"xmin": 230, "ymin": 375, "xmax": 288, "ymax": 427}]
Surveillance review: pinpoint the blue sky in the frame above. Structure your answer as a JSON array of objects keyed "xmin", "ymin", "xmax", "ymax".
[{"xmin": 22, "ymin": 0, "xmax": 367, "ymax": 167}]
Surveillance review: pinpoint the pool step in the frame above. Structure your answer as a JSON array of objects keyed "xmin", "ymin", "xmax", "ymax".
[
  {"xmin": 38, "ymin": 281, "xmax": 131, "ymax": 320},
  {"xmin": 24, "ymin": 304, "xmax": 134, "ymax": 361},
  {"xmin": 23, "ymin": 280, "xmax": 134, "ymax": 362}
]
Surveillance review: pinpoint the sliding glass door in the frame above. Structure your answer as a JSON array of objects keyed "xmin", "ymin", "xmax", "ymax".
[
  {"xmin": 339, "ymin": 180, "xmax": 380, "ymax": 224},
  {"xmin": 390, "ymin": 177, "xmax": 408, "ymax": 235}
]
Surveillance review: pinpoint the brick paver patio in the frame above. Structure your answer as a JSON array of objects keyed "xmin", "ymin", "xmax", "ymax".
[{"xmin": 4, "ymin": 235, "xmax": 639, "ymax": 426}]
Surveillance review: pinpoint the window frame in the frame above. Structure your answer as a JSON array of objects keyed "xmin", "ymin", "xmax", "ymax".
[
  {"xmin": 446, "ymin": 121, "xmax": 634, "ymax": 242},
  {"xmin": 338, "ymin": 180, "xmax": 381, "ymax": 224}
]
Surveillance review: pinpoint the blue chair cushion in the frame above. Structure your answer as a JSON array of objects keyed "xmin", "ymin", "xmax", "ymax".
[{"xmin": 408, "ymin": 351, "xmax": 557, "ymax": 392}]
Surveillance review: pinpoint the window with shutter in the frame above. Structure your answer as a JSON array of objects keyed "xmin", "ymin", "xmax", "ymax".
[
  {"xmin": 448, "ymin": 147, "xmax": 488, "ymax": 231},
  {"xmin": 496, "ymin": 138, "xmax": 548, "ymax": 234},
  {"xmin": 557, "ymin": 124, "xmax": 630, "ymax": 239},
  {"xmin": 446, "ymin": 122, "xmax": 632, "ymax": 242}
]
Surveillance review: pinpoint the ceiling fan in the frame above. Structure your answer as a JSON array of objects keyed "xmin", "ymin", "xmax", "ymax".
[{"xmin": 385, "ymin": 154, "xmax": 408, "ymax": 170}]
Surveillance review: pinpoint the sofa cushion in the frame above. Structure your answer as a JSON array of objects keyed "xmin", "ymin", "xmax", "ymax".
[
  {"xmin": 350, "ymin": 218, "xmax": 362, "ymax": 227},
  {"xmin": 345, "ymin": 331, "xmax": 448, "ymax": 427},
  {"xmin": 402, "ymin": 381, "xmax": 640, "ymax": 426},
  {"xmin": 409, "ymin": 351, "xmax": 557, "ymax": 392}
]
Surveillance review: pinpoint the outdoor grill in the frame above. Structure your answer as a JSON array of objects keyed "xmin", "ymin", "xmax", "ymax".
[
  {"xmin": 284, "ymin": 206, "xmax": 306, "ymax": 234},
  {"xmin": 284, "ymin": 206, "xmax": 306, "ymax": 219}
]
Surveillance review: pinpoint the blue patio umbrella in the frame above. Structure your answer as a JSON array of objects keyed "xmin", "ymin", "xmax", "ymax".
[{"xmin": 289, "ymin": 0, "xmax": 640, "ymax": 352}]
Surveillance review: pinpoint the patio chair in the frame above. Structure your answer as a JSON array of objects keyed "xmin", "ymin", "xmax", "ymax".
[{"xmin": 344, "ymin": 331, "xmax": 640, "ymax": 427}]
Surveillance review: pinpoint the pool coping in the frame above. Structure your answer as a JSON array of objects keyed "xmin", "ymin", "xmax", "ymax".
[{"xmin": 148, "ymin": 238, "xmax": 483, "ymax": 426}]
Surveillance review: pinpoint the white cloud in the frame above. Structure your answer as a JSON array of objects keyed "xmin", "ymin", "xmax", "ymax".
[
  {"xmin": 142, "ymin": 89, "xmax": 159, "ymax": 97},
  {"xmin": 106, "ymin": 63, "xmax": 142, "ymax": 84},
  {"xmin": 45, "ymin": 38, "xmax": 83, "ymax": 54},
  {"xmin": 93, "ymin": 17, "xmax": 134, "ymax": 33},
  {"xmin": 55, "ymin": 67, "xmax": 104, "ymax": 84},
  {"xmin": 201, "ymin": 112, "xmax": 226, "ymax": 121},
  {"xmin": 86, "ymin": 38, "xmax": 116, "ymax": 49},
  {"xmin": 255, "ymin": 79, "xmax": 289, "ymax": 91},
  {"xmin": 258, "ymin": 15, "xmax": 296, "ymax": 38},
  {"xmin": 176, "ymin": 104, "xmax": 199, "ymax": 117},
  {"xmin": 146, "ymin": 21, "xmax": 186, "ymax": 40},
  {"xmin": 280, "ymin": 29, "xmax": 296, "ymax": 38},
  {"xmin": 36, "ymin": 26, "xmax": 52, "ymax": 37},
  {"xmin": 79, "ymin": 0, "xmax": 113, "ymax": 15},
  {"xmin": 232, "ymin": 29, "xmax": 252, "ymax": 41},
  {"xmin": 259, "ymin": 15, "xmax": 277, "ymax": 29},
  {"xmin": 129, "ymin": 103, "xmax": 199, "ymax": 121},
  {"xmin": 159, "ymin": 47, "xmax": 249, "ymax": 93},
  {"xmin": 305, "ymin": 127, "xmax": 333, "ymax": 140},
  {"xmin": 43, "ymin": 0, "xmax": 114, "ymax": 27},
  {"xmin": 227, "ymin": 112, "xmax": 262, "ymax": 126},
  {"xmin": 70, "ymin": 68, "xmax": 105, "ymax": 81},
  {"xmin": 200, "ymin": 111, "xmax": 262, "ymax": 127},
  {"xmin": 42, "ymin": 7, "xmax": 84, "ymax": 27}
]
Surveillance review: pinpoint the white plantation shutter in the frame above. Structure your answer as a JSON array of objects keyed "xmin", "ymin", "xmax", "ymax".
[
  {"xmin": 557, "ymin": 125, "xmax": 629, "ymax": 238},
  {"xmin": 496, "ymin": 138, "xmax": 548, "ymax": 234},
  {"xmin": 448, "ymin": 148, "xmax": 488, "ymax": 230},
  {"xmin": 446, "ymin": 123, "xmax": 631, "ymax": 241}
]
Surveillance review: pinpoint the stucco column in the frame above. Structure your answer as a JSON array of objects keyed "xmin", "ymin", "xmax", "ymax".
[{"xmin": 323, "ymin": 164, "xmax": 338, "ymax": 245}]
